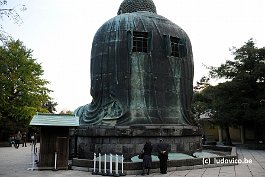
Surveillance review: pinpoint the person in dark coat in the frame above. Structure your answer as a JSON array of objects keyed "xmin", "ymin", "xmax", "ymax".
[
  {"xmin": 22, "ymin": 132, "xmax": 27, "ymax": 147},
  {"xmin": 142, "ymin": 141, "xmax": 153, "ymax": 175},
  {"xmin": 157, "ymin": 139, "xmax": 169, "ymax": 174}
]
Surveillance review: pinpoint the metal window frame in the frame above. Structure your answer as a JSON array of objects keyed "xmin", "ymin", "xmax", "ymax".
[{"xmin": 132, "ymin": 31, "xmax": 149, "ymax": 53}]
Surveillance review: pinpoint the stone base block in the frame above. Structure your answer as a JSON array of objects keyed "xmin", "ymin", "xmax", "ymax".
[{"xmin": 69, "ymin": 124, "xmax": 202, "ymax": 161}]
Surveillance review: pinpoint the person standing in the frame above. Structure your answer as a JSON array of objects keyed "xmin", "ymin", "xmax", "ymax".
[
  {"xmin": 141, "ymin": 141, "xmax": 153, "ymax": 175},
  {"xmin": 9, "ymin": 135, "xmax": 15, "ymax": 147},
  {"xmin": 30, "ymin": 133, "xmax": 35, "ymax": 144},
  {"xmin": 30, "ymin": 132, "xmax": 37, "ymax": 152},
  {"xmin": 22, "ymin": 132, "xmax": 27, "ymax": 147},
  {"xmin": 15, "ymin": 131, "xmax": 22, "ymax": 149},
  {"xmin": 157, "ymin": 139, "xmax": 169, "ymax": 174}
]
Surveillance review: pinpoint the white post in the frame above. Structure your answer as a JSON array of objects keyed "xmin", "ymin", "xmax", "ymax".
[
  {"xmin": 31, "ymin": 140, "xmax": 33, "ymax": 151},
  {"xmin": 31, "ymin": 146, "xmax": 35, "ymax": 169},
  {"xmin": 93, "ymin": 153, "xmax": 96, "ymax": 173},
  {"xmin": 27, "ymin": 142, "xmax": 35, "ymax": 171},
  {"xmin": 54, "ymin": 152, "xmax": 57, "ymax": 170},
  {"xmin": 103, "ymin": 154, "xmax": 107, "ymax": 175},
  {"xmin": 121, "ymin": 154, "xmax": 124, "ymax": 173},
  {"xmin": 98, "ymin": 153, "xmax": 102, "ymax": 175},
  {"xmin": 114, "ymin": 154, "xmax": 119, "ymax": 176},
  {"xmin": 109, "ymin": 154, "xmax": 113, "ymax": 175}
]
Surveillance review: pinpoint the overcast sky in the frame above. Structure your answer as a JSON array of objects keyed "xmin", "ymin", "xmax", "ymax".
[{"xmin": 2, "ymin": 0, "xmax": 265, "ymax": 112}]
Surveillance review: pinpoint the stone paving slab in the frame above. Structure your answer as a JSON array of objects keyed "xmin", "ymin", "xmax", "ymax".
[{"xmin": 0, "ymin": 143, "xmax": 265, "ymax": 177}]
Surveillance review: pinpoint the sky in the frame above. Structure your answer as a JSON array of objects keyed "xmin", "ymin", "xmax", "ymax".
[{"xmin": 2, "ymin": 0, "xmax": 265, "ymax": 112}]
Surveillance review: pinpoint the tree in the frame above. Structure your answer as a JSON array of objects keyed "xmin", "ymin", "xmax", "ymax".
[
  {"xmin": 193, "ymin": 39, "xmax": 265, "ymax": 145},
  {"xmin": 0, "ymin": 0, "xmax": 26, "ymax": 24},
  {"xmin": 59, "ymin": 110, "xmax": 73, "ymax": 115},
  {"xmin": 208, "ymin": 39, "xmax": 265, "ymax": 144},
  {"xmin": 42, "ymin": 100, "xmax": 58, "ymax": 113},
  {"xmin": 0, "ymin": 39, "xmax": 51, "ymax": 140},
  {"xmin": 210, "ymin": 82, "xmax": 242, "ymax": 145},
  {"xmin": 0, "ymin": 0, "xmax": 26, "ymax": 42},
  {"xmin": 192, "ymin": 76, "xmax": 212, "ymax": 121}
]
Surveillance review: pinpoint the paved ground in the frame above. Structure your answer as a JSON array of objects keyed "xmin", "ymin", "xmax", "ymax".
[{"xmin": 0, "ymin": 143, "xmax": 265, "ymax": 177}]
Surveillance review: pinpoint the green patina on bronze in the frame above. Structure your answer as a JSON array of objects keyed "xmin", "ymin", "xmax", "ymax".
[{"xmin": 75, "ymin": 0, "xmax": 194, "ymax": 126}]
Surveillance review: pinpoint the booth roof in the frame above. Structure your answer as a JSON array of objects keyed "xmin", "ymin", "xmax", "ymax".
[{"xmin": 30, "ymin": 113, "xmax": 79, "ymax": 126}]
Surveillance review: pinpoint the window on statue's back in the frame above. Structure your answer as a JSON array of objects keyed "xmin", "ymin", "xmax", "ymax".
[
  {"xmin": 170, "ymin": 36, "xmax": 180, "ymax": 57},
  {"xmin": 132, "ymin": 31, "xmax": 148, "ymax": 53}
]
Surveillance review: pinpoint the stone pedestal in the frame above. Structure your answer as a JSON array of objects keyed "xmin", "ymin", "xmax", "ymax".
[{"xmin": 69, "ymin": 125, "xmax": 201, "ymax": 161}]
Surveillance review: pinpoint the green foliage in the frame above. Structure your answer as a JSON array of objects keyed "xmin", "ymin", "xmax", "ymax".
[
  {"xmin": 193, "ymin": 39, "xmax": 265, "ymax": 144},
  {"xmin": 59, "ymin": 110, "xmax": 73, "ymax": 115},
  {"xmin": 209, "ymin": 39, "xmax": 265, "ymax": 122},
  {"xmin": 196, "ymin": 39, "xmax": 265, "ymax": 122},
  {"xmin": 193, "ymin": 76, "xmax": 210, "ymax": 92},
  {"xmin": 42, "ymin": 100, "xmax": 58, "ymax": 113},
  {"xmin": 192, "ymin": 76, "xmax": 212, "ymax": 120},
  {"xmin": 0, "ymin": 39, "xmax": 52, "ymax": 139}
]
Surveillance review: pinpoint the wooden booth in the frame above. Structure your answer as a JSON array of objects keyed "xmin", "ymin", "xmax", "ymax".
[{"xmin": 30, "ymin": 113, "xmax": 79, "ymax": 170}]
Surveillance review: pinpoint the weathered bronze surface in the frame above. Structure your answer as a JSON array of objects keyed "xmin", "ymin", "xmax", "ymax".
[{"xmin": 75, "ymin": 0, "xmax": 194, "ymax": 126}]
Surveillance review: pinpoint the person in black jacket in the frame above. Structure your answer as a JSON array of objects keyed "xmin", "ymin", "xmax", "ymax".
[
  {"xmin": 141, "ymin": 141, "xmax": 153, "ymax": 175},
  {"xmin": 157, "ymin": 139, "xmax": 169, "ymax": 174}
]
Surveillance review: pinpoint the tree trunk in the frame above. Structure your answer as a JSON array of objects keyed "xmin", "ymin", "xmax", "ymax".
[
  {"xmin": 218, "ymin": 125, "xmax": 223, "ymax": 144},
  {"xmin": 240, "ymin": 125, "xmax": 245, "ymax": 144},
  {"xmin": 254, "ymin": 121, "xmax": 258, "ymax": 143},
  {"xmin": 224, "ymin": 125, "xmax": 232, "ymax": 146}
]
